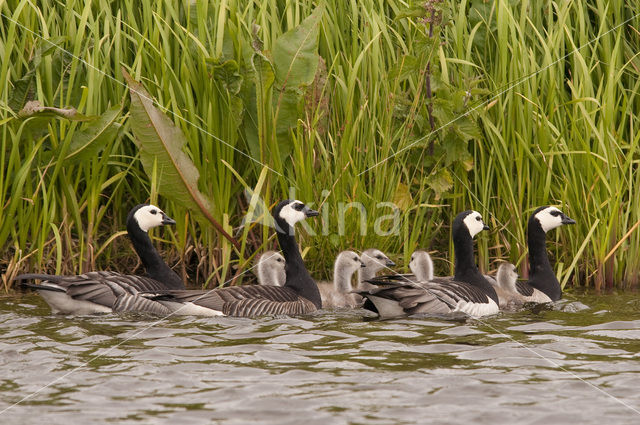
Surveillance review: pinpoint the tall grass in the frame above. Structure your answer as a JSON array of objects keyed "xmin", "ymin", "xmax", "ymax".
[{"xmin": 1, "ymin": 0, "xmax": 639, "ymax": 290}]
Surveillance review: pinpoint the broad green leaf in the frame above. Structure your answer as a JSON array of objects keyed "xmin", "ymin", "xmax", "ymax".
[
  {"xmin": 441, "ymin": 132, "xmax": 465, "ymax": 165},
  {"xmin": 252, "ymin": 51, "xmax": 275, "ymax": 96},
  {"xmin": 8, "ymin": 37, "xmax": 67, "ymax": 112},
  {"xmin": 17, "ymin": 100, "xmax": 93, "ymax": 121},
  {"xmin": 8, "ymin": 71, "xmax": 35, "ymax": 112},
  {"xmin": 273, "ymin": 87, "xmax": 302, "ymax": 160},
  {"xmin": 426, "ymin": 168, "xmax": 453, "ymax": 199},
  {"xmin": 389, "ymin": 55, "xmax": 420, "ymax": 82},
  {"xmin": 393, "ymin": 182, "xmax": 413, "ymax": 211},
  {"xmin": 440, "ymin": 132, "xmax": 473, "ymax": 168},
  {"xmin": 272, "ymin": 5, "xmax": 323, "ymax": 88},
  {"xmin": 454, "ymin": 116, "xmax": 482, "ymax": 142},
  {"xmin": 208, "ymin": 59, "xmax": 243, "ymax": 95},
  {"xmin": 123, "ymin": 70, "xmax": 241, "ymax": 251},
  {"xmin": 303, "ymin": 56, "xmax": 329, "ymax": 136},
  {"xmin": 37, "ymin": 36, "xmax": 68, "ymax": 58},
  {"xmin": 431, "ymin": 98, "xmax": 455, "ymax": 125},
  {"xmin": 64, "ymin": 105, "xmax": 122, "ymax": 162},
  {"xmin": 395, "ymin": 5, "xmax": 430, "ymax": 20},
  {"xmin": 244, "ymin": 50, "xmax": 276, "ymax": 161}
]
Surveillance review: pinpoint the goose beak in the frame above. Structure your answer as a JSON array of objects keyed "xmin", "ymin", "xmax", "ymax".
[
  {"xmin": 561, "ymin": 214, "xmax": 576, "ymax": 225},
  {"xmin": 482, "ymin": 223, "xmax": 490, "ymax": 231},
  {"xmin": 304, "ymin": 207, "xmax": 319, "ymax": 217},
  {"xmin": 385, "ymin": 259, "xmax": 396, "ymax": 267},
  {"xmin": 161, "ymin": 213, "xmax": 176, "ymax": 225}
]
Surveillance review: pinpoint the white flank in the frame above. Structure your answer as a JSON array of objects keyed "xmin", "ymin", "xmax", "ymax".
[
  {"xmin": 38, "ymin": 290, "xmax": 112, "ymax": 315},
  {"xmin": 526, "ymin": 289, "xmax": 553, "ymax": 304},
  {"xmin": 453, "ymin": 297, "xmax": 499, "ymax": 317}
]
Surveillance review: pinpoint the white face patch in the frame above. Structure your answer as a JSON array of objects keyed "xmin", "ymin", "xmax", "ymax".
[
  {"xmin": 278, "ymin": 200, "xmax": 308, "ymax": 227},
  {"xmin": 463, "ymin": 210, "xmax": 486, "ymax": 238},
  {"xmin": 134, "ymin": 205, "xmax": 167, "ymax": 232},
  {"xmin": 536, "ymin": 206, "xmax": 564, "ymax": 233}
]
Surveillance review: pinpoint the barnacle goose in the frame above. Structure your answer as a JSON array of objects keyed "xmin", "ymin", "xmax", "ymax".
[
  {"xmin": 13, "ymin": 204, "xmax": 182, "ymax": 314},
  {"xmin": 491, "ymin": 206, "xmax": 575, "ymax": 308},
  {"xmin": 317, "ymin": 251, "xmax": 365, "ymax": 309},
  {"xmin": 357, "ymin": 210, "xmax": 499, "ymax": 318},
  {"xmin": 255, "ymin": 250, "xmax": 286, "ymax": 286},
  {"xmin": 141, "ymin": 200, "xmax": 322, "ymax": 317}
]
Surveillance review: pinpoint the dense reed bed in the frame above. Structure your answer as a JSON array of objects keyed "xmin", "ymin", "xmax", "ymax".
[{"xmin": 1, "ymin": 0, "xmax": 639, "ymax": 290}]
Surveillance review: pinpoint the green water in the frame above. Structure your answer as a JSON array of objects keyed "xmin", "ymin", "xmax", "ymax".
[{"xmin": 1, "ymin": 291, "xmax": 640, "ymax": 424}]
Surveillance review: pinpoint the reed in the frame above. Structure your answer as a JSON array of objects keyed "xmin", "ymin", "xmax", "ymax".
[{"xmin": 1, "ymin": 0, "xmax": 638, "ymax": 290}]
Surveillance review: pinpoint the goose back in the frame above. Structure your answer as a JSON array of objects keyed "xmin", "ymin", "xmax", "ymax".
[{"xmin": 147, "ymin": 285, "xmax": 317, "ymax": 317}]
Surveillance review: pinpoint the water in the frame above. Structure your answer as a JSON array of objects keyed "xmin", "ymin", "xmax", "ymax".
[{"xmin": 1, "ymin": 291, "xmax": 640, "ymax": 424}]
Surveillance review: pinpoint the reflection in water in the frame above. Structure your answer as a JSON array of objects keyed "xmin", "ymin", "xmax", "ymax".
[{"xmin": 1, "ymin": 292, "xmax": 640, "ymax": 424}]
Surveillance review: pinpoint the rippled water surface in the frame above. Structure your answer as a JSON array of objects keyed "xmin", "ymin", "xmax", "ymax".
[{"xmin": 2, "ymin": 291, "xmax": 640, "ymax": 424}]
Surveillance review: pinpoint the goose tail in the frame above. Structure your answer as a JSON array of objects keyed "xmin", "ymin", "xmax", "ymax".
[{"xmin": 14, "ymin": 274, "xmax": 67, "ymax": 292}]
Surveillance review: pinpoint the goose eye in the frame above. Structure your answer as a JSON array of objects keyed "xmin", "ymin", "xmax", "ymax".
[
  {"xmin": 293, "ymin": 203, "xmax": 304, "ymax": 211},
  {"xmin": 150, "ymin": 210, "xmax": 157, "ymax": 215},
  {"xmin": 353, "ymin": 256, "xmax": 358, "ymax": 262},
  {"xmin": 476, "ymin": 216, "xmax": 481, "ymax": 221},
  {"xmin": 550, "ymin": 210, "xmax": 560, "ymax": 216},
  {"xmin": 376, "ymin": 255, "xmax": 383, "ymax": 259}
]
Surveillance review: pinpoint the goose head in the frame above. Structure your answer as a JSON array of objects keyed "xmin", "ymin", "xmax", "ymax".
[
  {"xmin": 531, "ymin": 206, "xmax": 575, "ymax": 233},
  {"xmin": 409, "ymin": 250, "xmax": 434, "ymax": 281},
  {"xmin": 454, "ymin": 210, "xmax": 489, "ymax": 239},
  {"xmin": 496, "ymin": 262, "xmax": 518, "ymax": 291},
  {"xmin": 361, "ymin": 248, "xmax": 395, "ymax": 273},
  {"xmin": 255, "ymin": 251, "xmax": 286, "ymax": 286},
  {"xmin": 129, "ymin": 204, "xmax": 176, "ymax": 232},
  {"xmin": 273, "ymin": 199, "xmax": 319, "ymax": 233},
  {"xmin": 335, "ymin": 250, "xmax": 364, "ymax": 276}
]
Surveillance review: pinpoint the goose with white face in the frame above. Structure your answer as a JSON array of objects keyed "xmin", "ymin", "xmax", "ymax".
[
  {"xmin": 134, "ymin": 205, "xmax": 176, "ymax": 232},
  {"xmin": 278, "ymin": 200, "xmax": 319, "ymax": 227},
  {"xmin": 535, "ymin": 206, "xmax": 576, "ymax": 233},
  {"xmin": 463, "ymin": 210, "xmax": 489, "ymax": 238}
]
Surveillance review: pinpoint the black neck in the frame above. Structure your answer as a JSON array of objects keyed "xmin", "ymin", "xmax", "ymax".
[
  {"xmin": 127, "ymin": 222, "xmax": 184, "ymax": 289},
  {"xmin": 453, "ymin": 226, "xmax": 498, "ymax": 304},
  {"xmin": 275, "ymin": 217, "xmax": 322, "ymax": 308},
  {"xmin": 527, "ymin": 221, "xmax": 562, "ymax": 300}
]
